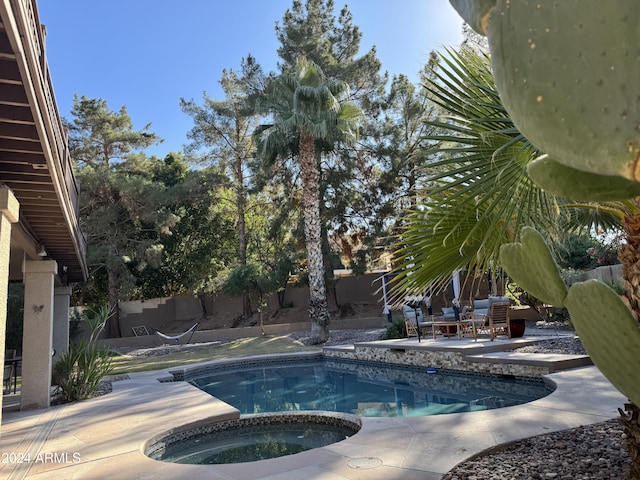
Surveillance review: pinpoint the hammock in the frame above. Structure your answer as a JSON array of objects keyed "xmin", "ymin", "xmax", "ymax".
[{"xmin": 155, "ymin": 322, "xmax": 199, "ymax": 345}]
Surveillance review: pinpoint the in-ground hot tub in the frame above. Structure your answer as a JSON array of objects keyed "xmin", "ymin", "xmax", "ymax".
[{"xmin": 145, "ymin": 412, "xmax": 361, "ymax": 465}]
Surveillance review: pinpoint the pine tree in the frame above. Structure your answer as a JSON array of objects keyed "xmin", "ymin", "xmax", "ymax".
[
  {"xmin": 67, "ymin": 96, "xmax": 162, "ymax": 337},
  {"xmin": 181, "ymin": 55, "xmax": 266, "ymax": 319}
]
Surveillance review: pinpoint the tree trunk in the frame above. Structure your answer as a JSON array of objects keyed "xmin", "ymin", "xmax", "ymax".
[
  {"xmin": 620, "ymin": 211, "xmax": 640, "ymax": 321},
  {"xmin": 106, "ymin": 261, "xmax": 121, "ymax": 338},
  {"xmin": 299, "ymin": 132, "xmax": 330, "ymax": 343},
  {"xmin": 620, "ymin": 403, "xmax": 640, "ymax": 478},
  {"xmin": 618, "ymin": 207, "xmax": 640, "ymax": 479},
  {"xmin": 235, "ymin": 144, "xmax": 252, "ymax": 320},
  {"xmin": 321, "ymin": 228, "xmax": 339, "ymax": 312}
]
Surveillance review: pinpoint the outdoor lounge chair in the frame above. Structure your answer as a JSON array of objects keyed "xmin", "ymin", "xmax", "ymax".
[
  {"xmin": 402, "ymin": 305, "xmax": 433, "ymax": 339},
  {"xmin": 155, "ymin": 322, "xmax": 199, "ymax": 345},
  {"xmin": 471, "ymin": 302, "xmax": 511, "ymax": 340}
]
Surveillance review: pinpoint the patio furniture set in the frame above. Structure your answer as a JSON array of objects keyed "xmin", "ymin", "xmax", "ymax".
[{"xmin": 403, "ymin": 296, "xmax": 513, "ymax": 342}]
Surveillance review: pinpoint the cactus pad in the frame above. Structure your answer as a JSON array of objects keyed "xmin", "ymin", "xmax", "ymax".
[
  {"xmin": 565, "ymin": 280, "xmax": 640, "ymax": 406},
  {"xmin": 500, "ymin": 227, "xmax": 567, "ymax": 306},
  {"xmin": 528, "ymin": 155, "xmax": 640, "ymax": 201},
  {"xmin": 451, "ymin": 0, "xmax": 640, "ymax": 183},
  {"xmin": 448, "ymin": 0, "xmax": 496, "ymax": 35}
]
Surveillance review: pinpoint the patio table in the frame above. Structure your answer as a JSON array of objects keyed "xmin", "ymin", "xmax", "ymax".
[{"xmin": 431, "ymin": 320, "xmax": 470, "ymax": 339}]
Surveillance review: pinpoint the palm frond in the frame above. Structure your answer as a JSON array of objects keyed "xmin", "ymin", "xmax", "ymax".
[{"xmin": 392, "ymin": 48, "xmax": 559, "ymax": 300}]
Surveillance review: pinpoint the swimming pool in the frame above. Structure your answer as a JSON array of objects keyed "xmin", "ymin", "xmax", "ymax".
[{"xmin": 188, "ymin": 357, "xmax": 552, "ymax": 417}]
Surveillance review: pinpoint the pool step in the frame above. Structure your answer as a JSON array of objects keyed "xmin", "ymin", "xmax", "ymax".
[{"xmin": 464, "ymin": 351, "xmax": 592, "ymax": 373}]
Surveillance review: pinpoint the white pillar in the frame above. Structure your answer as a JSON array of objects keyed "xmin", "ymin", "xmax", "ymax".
[
  {"xmin": 0, "ymin": 188, "xmax": 19, "ymax": 425},
  {"xmin": 53, "ymin": 286, "xmax": 72, "ymax": 364},
  {"xmin": 21, "ymin": 260, "xmax": 57, "ymax": 410}
]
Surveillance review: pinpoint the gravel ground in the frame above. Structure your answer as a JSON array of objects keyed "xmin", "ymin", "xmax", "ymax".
[
  {"xmin": 286, "ymin": 327, "xmax": 387, "ymax": 346},
  {"xmin": 109, "ymin": 327, "xmax": 632, "ymax": 479},
  {"xmin": 444, "ymin": 335, "xmax": 630, "ymax": 480},
  {"xmin": 442, "ymin": 419, "xmax": 629, "ymax": 480}
]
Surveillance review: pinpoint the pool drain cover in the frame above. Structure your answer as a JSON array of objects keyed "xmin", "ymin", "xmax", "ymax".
[{"xmin": 347, "ymin": 457, "xmax": 383, "ymax": 469}]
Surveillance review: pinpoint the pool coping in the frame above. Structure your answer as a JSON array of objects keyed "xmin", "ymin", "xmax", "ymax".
[{"xmin": 0, "ymin": 341, "xmax": 627, "ymax": 480}]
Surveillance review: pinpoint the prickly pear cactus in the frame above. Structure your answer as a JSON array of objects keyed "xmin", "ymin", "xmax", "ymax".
[
  {"xmin": 450, "ymin": 0, "xmax": 640, "ymax": 187},
  {"xmin": 565, "ymin": 281, "xmax": 640, "ymax": 408},
  {"xmin": 500, "ymin": 227, "xmax": 567, "ymax": 306},
  {"xmin": 500, "ymin": 228, "xmax": 640, "ymax": 407},
  {"xmin": 527, "ymin": 156, "xmax": 640, "ymax": 202}
]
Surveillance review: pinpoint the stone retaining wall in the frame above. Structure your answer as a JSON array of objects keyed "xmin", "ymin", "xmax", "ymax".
[{"xmin": 323, "ymin": 346, "xmax": 549, "ymax": 378}]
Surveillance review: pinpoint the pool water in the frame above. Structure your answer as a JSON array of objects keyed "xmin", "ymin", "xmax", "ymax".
[{"xmin": 188, "ymin": 358, "xmax": 552, "ymax": 417}]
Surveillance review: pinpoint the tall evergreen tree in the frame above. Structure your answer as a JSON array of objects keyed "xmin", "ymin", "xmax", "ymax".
[
  {"xmin": 181, "ymin": 55, "xmax": 266, "ymax": 319},
  {"xmin": 349, "ymin": 63, "xmax": 443, "ymax": 272},
  {"xmin": 67, "ymin": 95, "xmax": 159, "ymax": 168},
  {"xmin": 129, "ymin": 155, "xmax": 237, "ymax": 300},
  {"xmin": 67, "ymin": 96, "xmax": 163, "ymax": 337},
  {"xmin": 276, "ymin": 0, "xmax": 385, "ymax": 108}
]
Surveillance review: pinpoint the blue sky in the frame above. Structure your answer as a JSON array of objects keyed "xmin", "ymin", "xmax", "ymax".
[{"xmin": 38, "ymin": 1, "xmax": 463, "ymax": 157}]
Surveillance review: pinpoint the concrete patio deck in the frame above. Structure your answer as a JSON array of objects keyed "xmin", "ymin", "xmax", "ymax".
[{"xmin": 0, "ymin": 334, "xmax": 627, "ymax": 480}]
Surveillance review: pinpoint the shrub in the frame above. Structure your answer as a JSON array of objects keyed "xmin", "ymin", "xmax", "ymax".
[
  {"xmin": 53, "ymin": 305, "xmax": 114, "ymax": 402},
  {"xmin": 383, "ymin": 318, "xmax": 406, "ymax": 339}
]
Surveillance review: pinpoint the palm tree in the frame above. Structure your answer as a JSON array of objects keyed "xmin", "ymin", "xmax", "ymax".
[
  {"xmin": 254, "ymin": 57, "xmax": 362, "ymax": 343},
  {"xmin": 392, "ymin": 48, "xmax": 565, "ymax": 299},
  {"xmin": 393, "ymin": 47, "xmax": 640, "ymax": 477}
]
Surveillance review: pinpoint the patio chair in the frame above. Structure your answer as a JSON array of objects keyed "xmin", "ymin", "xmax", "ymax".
[
  {"xmin": 155, "ymin": 322, "xmax": 199, "ymax": 345},
  {"xmin": 471, "ymin": 302, "xmax": 511, "ymax": 340},
  {"xmin": 402, "ymin": 305, "xmax": 433, "ymax": 339},
  {"xmin": 3, "ymin": 364, "xmax": 13, "ymax": 394}
]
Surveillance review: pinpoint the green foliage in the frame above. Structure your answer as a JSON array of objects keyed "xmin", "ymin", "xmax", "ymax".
[
  {"xmin": 556, "ymin": 234, "xmax": 620, "ymax": 271},
  {"xmin": 276, "ymin": 0, "xmax": 386, "ymax": 107},
  {"xmin": 5, "ymin": 283, "xmax": 24, "ymax": 352},
  {"xmin": 392, "ymin": 48, "xmax": 555, "ymax": 299},
  {"xmin": 132, "ymin": 166, "xmax": 237, "ymax": 298},
  {"xmin": 53, "ymin": 339, "xmax": 114, "ymax": 403},
  {"xmin": 68, "ymin": 96, "xmax": 167, "ymax": 336},
  {"xmin": 53, "ymin": 306, "xmax": 114, "ymax": 403},
  {"xmin": 181, "ymin": 58, "xmax": 268, "ymax": 317},
  {"xmin": 66, "ymin": 95, "xmax": 160, "ymax": 168},
  {"xmin": 255, "ymin": 58, "xmax": 362, "ymax": 341},
  {"xmin": 382, "ymin": 318, "xmax": 406, "ymax": 340},
  {"xmin": 222, "ymin": 263, "xmax": 276, "ymax": 301},
  {"xmin": 274, "ymin": 0, "xmax": 393, "ymax": 278}
]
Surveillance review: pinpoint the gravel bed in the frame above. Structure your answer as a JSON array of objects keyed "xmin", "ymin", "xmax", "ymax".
[
  {"xmin": 286, "ymin": 328, "xmax": 387, "ymax": 346},
  {"xmin": 445, "ymin": 335, "xmax": 630, "ymax": 480},
  {"xmin": 513, "ymin": 336, "xmax": 588, "ymax": 355},
  {"xmin": 442, "ymin": 419, "xmax": 629, "ymax": 480}
]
